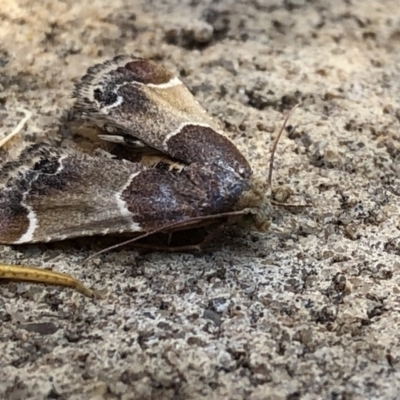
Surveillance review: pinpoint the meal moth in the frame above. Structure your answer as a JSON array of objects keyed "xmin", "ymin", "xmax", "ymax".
[{"xmin": 0, "ymin": 55, "xmax": 295, "ymax": 296}]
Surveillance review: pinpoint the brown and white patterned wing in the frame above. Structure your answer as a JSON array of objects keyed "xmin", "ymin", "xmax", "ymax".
[
  {"xmin": 0, "ymin": 143, "xmax": 145, "ymax": 244},
  {"xmin": 73, "ymin": 55, "xmax": 251, "ymax": 179}
]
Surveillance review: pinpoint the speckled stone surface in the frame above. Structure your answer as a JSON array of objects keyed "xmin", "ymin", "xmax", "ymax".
[{"xmin": 1, "ymin": 1, "xmax": 400, "ymax": 399}]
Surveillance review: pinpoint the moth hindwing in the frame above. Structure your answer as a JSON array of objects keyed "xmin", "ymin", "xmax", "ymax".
[{"xmin": 1, "ymin": 55, "xmax": 275, "ymax": 295}]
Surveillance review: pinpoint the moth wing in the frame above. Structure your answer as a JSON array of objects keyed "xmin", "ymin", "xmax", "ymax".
[
  {"xmin": 73, "ymin": 55, "xmax": 251, "ymax": 178},
  {"xmin": 0, "ymin": 143, "xmax": 146, "ymax": 244}
]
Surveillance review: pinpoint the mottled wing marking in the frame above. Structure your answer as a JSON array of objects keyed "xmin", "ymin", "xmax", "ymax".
[
  {"xmin": 73, "ymin": 55, "xmax": 252, "ymax": 179},
  {"xmin": 0, "ymin": 143, "xmax": 145, "ymax": 244}
]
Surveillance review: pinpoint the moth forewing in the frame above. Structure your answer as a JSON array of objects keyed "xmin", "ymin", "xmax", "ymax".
[{"xmin": 73, "ymin": 55, "xmax": 252, "ymax": 178}]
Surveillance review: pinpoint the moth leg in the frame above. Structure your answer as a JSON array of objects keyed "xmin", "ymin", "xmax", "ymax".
[
  {"xmin": 130, "ymin": 224, "xmax": 226, "ymax": 252},
  {"xmin": 97, "ymin": 134, "xmax": 146, "ymax": 148},
  {"xmin": 127, "ymin": 242, "xmax": 203, "ymax": 252},
  {"xmin": 167, "ymin": 232, "xmax": 173, "ymax": 245},
  {"xmin": 83, "ymin": 211, "xmax": 247, "ymax": 265},
  {"xmin": 0, "ymin": 108, "xmax": 32, "ymax": 148},
  {"xmin": 0, "ymin": 264, "xmax": 93, "ymax": 297}
]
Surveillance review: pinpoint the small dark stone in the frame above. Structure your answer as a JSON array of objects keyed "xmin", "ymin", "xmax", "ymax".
[
  {"xmin": 203, "ymin": 309, "xmax": 222, "ymax": 326},
  {"xmin": 20, "ymin": 322, "xmax": 59, "ymax": 335}
]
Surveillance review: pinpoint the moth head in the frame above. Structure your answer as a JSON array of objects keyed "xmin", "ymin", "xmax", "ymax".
[
  {"xmin": 235, "ymin": 104, "xmax": 300, "ymax": 232},
  {"xmin": 234, "ymin": 175, "xmax": 272, "ymax": 232}
]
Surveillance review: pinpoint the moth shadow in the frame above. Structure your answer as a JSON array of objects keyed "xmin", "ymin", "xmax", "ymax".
[{"xmin": 11, "ymin": 225, "xmax": 243, "ymax": 261}]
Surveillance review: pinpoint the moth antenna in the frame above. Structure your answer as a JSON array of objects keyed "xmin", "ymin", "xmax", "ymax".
[
  {"xmin": 266, "ymin": 103, "xmax": 300, "ymax": 192},
  {"xmin": 83, "ymin": 210, "xmax": 248, "ymax": 265},
  {"xmin": 0, "ymin": 108, "xmax": 32, "ymax": 148}
]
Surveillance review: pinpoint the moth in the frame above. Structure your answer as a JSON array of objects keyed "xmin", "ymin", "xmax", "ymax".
[{"xmin": 0, "ymin": 55, "xmax": 295, "ymax": 296}]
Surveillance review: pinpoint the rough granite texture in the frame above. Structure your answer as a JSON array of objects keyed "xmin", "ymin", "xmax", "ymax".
[{"xmin": 1, "ymin": 0, "xmax": 400, "ymax": 399}]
